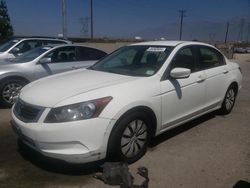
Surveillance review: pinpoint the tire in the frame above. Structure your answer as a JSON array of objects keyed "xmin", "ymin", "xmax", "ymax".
[
  {"xmin": 0, "ymin": 78, "xmax": 27, "ymax": 107},
  {"xmin": 107, "ymin": 111, "xmax": 151, "ymax": 164},
  {"xmin": 219, "ymin": 84, "xmax": 237, "ymax": 115}
]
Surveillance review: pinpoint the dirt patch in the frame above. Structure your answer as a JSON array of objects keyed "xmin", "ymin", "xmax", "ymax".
[
  {"xmin": 232, "ymin": 53, "xmax": 250, "ymax": 62},
  {"xmin": 0, "ymin": 169, "xmax": 8, "ymax": 180}
]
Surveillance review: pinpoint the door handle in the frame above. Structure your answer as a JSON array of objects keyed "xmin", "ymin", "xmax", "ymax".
[
  {"xmin": 223, "ymin": 69, "xmax": 229, "ymax": 74},
  {"xmin": 196, "ymin": 75, "xmax": 206, "ymax": 83}
]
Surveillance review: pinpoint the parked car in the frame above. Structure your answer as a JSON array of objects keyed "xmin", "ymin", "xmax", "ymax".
[
  {"xmin": 246, "ymin": 47, "xmax": 250, "ymax": 53},
  {"xmin": 0, "ymin": 37, "xmax": 71, "ymax": 60},
  {"xmin": 0, "ymin": 44, "xmax": 107, "ymax": 107},
  {"xmin": 233, "ymin": 47, "xmax": 246, "ymax": 53},
  {"xmin": 11, "ymin": 41, "xmax": 242, "ymax": 164}
]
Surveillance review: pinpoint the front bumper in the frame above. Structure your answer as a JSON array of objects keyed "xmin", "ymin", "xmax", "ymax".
[{"xmin": 11, "ymin": 110, "xmax": 115, "ymax": 164}]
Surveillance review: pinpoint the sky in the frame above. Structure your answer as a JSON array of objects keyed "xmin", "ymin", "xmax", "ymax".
[{"xmin": 5, "ymin": 0, "xmax": 250, "ymax": 41}]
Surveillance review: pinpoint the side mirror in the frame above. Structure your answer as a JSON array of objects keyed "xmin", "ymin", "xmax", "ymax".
[
  {"xmin": 39, "ymin": 57, "xmax": 51, "ymax": 64},
  {"xmin": 10, "ymin": 47, "xmax": 20, "ymax": 54},
  {"xmin": 170, "ymin": 68, "xmax": 191, "ymax": 79}
]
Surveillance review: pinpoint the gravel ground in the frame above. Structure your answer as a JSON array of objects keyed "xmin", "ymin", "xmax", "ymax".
[{"xmin": 0, "ymin": 59, "xmax": 249, "ymax": 188}]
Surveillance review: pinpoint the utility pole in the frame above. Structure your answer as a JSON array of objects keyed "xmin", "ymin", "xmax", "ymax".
[
  {"xmin": 224, "ymin": 22, "xmax": 229, "ymax": 43},
  {"xmin": 90, "ymin": 0, "xmax": 93, "ymax": 39},
  {"xmin": 61, "ymin": 0, "xmax": 67, "ymax": 39},
  {"xmin": 179, "ymin": 9, "xmax": 186, "ymax": 40}
]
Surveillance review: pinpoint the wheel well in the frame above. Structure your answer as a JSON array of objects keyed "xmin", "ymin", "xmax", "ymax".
[
  {"xmin": 116, "ymin": 106, "xmax": 157, "ymax": 137},
  {"xmin": 0, "ymin": 76, "xmax": 29, "ymax": 85},
  {"xmin": 230, "ymin": 82, "xmax": 238, "ymax": 95}
]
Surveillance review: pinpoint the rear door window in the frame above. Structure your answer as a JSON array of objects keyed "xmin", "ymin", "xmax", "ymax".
[
  {"xmin": 76, "ymin": 47, "xmax": 107, "ymax": 61},
  {"xmin": 198, "ymin": 46, "xmax": 225, "ymax": 69}
]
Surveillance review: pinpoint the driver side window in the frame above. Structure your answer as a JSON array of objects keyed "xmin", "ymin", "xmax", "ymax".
[
  {"xmin": 170, "ymin": 47, "xmax": 197, "ymax": 72},
  {"xmin": 43, "ymin": 47, "xmax": 76, "ymax": 63}
]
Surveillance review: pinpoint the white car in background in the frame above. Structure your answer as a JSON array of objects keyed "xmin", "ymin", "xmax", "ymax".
[
  {"xmin": 0, "ymin": 37, "xmax": 71, "ymax": 60},
  {"xmin": 11, "ymin": 41, "xmax": 242, "ymax": 164}
]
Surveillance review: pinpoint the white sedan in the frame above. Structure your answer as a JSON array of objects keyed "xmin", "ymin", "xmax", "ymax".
[{"xmin": 11, "ymin": 41, "xmax": 242, "ymax": 164}]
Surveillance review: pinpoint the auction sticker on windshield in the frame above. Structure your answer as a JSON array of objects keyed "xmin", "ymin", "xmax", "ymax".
[{"xmin": 146, "ymin": 47, "xmax": 166, "ymax": 52}]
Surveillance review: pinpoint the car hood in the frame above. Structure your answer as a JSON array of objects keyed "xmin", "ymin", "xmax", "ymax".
[{"xmin": 20, "ymin": 69, "xmax": 138, "ymax": 107}]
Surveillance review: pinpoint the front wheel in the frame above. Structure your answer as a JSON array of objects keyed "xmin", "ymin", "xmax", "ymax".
[
  {"xmin": 107, "ymin": 111, "xmax": 151, "ymax": 164},
  {"xmin": 0, "ymin": 79, "xmax": 27, "ymax": 107},
  {"xmin": 219, "ymin": 84, "xmax": 237, "ymax": 115}
]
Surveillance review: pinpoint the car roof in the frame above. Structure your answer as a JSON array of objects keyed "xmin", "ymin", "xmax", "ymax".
[
  {"xmin": 130, "ymin": 40, "xmax": 214, "ymax": 47},
  {"xmin": 43, "ymin": 44, "xmax": 107, "ymax": 52},
  {"xmin": 21, "ymin": 38, "xmax": 70, "ymax": 42},
  {"xmin": 8, "ymin": 37, "xmax": 71, "ymax": 43}
]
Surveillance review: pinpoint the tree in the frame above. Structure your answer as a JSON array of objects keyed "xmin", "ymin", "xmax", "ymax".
[{"xmin": 0, "ymin": 0, "xmax": 13, "ymax": 40}]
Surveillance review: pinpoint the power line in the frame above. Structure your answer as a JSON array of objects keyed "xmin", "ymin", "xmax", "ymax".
[{"xmin": 179, "ymin": 9, "xmax": 186, "ymax": 40}]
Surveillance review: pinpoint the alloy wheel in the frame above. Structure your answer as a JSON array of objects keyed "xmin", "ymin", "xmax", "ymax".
[
  {"xmin": 225, "ymin": 88, "xmax": 235, "ymax": 111},
  {"xmin": 121, "ymin": 119, "xmax": 147, "ymax": 158},
  {"xmin": 2, "ymin": 83, "xmax": 22, "ymax": 104}
]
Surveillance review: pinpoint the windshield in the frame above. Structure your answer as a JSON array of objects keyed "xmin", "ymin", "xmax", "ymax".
[
  {"xmin": 89, "ymin": 45, "xmax": 174, "ymax": 77},
  {"xmin": 11, "ymin": 46, "xmax": 52, "ymax": 63},
  {"xmin": 0, "ymin": 39, "xmax": 20, "ymax": 52}
]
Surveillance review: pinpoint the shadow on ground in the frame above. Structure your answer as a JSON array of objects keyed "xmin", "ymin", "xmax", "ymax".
[
  {"xmin": 149, "ymin": 111, "xmax": 217, "ymax": 147},
  {"xmin": 17, "ymin": 111, "xmax": 218, "ymax": 176},
  {"xmin": 17, "ymin": 139, "xmax": 104, "ymax": 176}
]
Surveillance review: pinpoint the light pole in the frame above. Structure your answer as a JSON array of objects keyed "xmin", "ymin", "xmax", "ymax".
[
  {"xmin": 62, "ymin": 0, "xmax": 67, "ymax": 39},
  {"xmin": 90, "ymin": 0, "xmax": 93, "ymax": 39},
  {"xmin": 224, "ymin": 22, "xmax": 229, "ymax": 43},
  {"xmin": 179, "ymin": 9, "xmax": 186, "ymax": 40}
]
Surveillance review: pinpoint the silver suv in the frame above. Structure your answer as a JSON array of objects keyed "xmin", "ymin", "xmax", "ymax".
[
  {"xmin": 0, "ymin": 44, "xmax": 107, "ymax": 107},
  {"xmin": 0, "ymin": 37, "xmax": 71, "ymax": 60}
]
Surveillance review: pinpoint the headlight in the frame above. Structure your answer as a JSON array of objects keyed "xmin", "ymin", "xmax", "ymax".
[{"xmin": 45, "ymin": 96, "xmax": 113, "ymax": 123}]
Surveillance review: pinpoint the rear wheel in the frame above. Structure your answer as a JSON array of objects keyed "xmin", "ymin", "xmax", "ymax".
[
  {"xmin": 219, "ymin": 84, "xmax": 237, "ymax": 115},
  {"xmin": 107, "ymin": 111, "xmax": 151, "ymax": 164},
  {"xmin": 0, "ymin": 79, "xmax": 27, "ymax": 107}
]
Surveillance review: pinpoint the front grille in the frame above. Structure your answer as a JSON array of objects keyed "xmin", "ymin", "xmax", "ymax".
[{"xmin": 13, "ymin": 99, "xmax": 44, "ymax": 123}]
